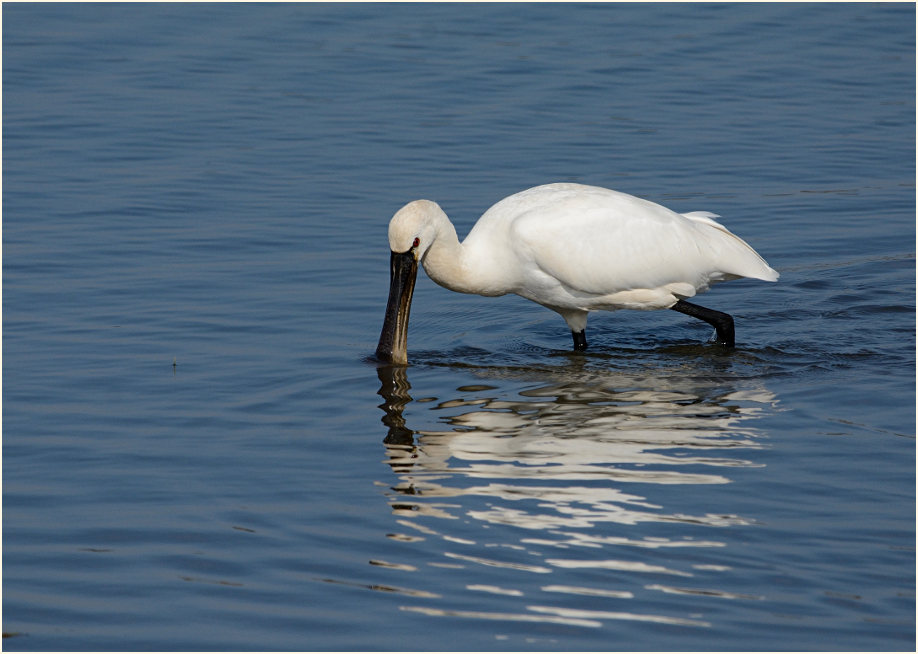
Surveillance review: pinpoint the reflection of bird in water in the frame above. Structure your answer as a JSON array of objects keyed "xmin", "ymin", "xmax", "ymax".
[
  {"xmin": 371, "ymin": 365, "xmax": 775, "ymax": 628},
  {"xmin": 375, "ymin": 364, "xmax": 776, "ymax": 530},
  {"xmin": 377, "ymin": 183, "xmax": 779, "ymax": 364}
]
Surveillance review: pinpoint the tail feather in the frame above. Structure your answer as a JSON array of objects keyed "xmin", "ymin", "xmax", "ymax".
[{"xmin": 682, "ymin": 211, "xmax": 779, "ymax": 282}]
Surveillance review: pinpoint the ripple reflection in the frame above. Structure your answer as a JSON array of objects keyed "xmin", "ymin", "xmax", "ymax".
[
  {"xmin": 379, "ymin": 366, "xmax": 772, "ymax": 529},
  {"xmin": 372, "ymin": 363, "xmax": 777, "ymax": 631}
]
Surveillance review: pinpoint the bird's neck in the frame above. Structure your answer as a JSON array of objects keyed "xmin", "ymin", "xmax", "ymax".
[
  {"xmin": 421, "ymin": 219, "xmax": 476, "ymax": 293},
  {"xmin": 420, "ymin": 212, "xmax": 507, "ymax": 297}
]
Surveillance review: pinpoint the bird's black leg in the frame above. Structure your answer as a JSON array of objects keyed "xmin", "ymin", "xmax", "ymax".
[
  {"xmin": 670, "ymin": 300, "xmax": 735, "ymax": 347},
  {"xmin": 571, "ymin": 329, "xmax": 588, "ymax": 351}
]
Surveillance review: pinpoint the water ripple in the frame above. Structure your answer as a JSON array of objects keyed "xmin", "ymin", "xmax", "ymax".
[{"xmin": 371, "ymin": 363, "xmax": 775, "ymax": 631}]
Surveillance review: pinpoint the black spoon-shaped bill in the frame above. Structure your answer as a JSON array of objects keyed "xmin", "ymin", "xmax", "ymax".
[{"xmin": 375, "ymin": 249, "xmax": 418, "ymax": 365}]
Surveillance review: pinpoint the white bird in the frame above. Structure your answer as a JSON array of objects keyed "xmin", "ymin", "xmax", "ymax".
[{"xmin": 376, "ymin": 183, "xmax": 778, "ymax": 365}]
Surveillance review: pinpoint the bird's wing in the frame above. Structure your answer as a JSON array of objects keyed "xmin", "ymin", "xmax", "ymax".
[{"xmin": 509, "ymin": 193, "xmax": 714, "ymax": 297}]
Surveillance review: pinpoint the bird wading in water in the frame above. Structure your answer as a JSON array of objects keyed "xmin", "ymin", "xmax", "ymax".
[{"xmin": 376, "ymin": 183, "xmax": 778, "ymax": 365}]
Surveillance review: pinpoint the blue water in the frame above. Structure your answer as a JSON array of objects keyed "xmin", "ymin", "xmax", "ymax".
[{"xmin": 3, "ymin": 3, "xmax": 914, "ymax": 651}]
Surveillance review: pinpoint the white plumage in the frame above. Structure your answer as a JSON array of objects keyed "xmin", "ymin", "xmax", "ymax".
[{"xmin": 377, "ymin": 183, "xmax": 778, "ymax": 364}]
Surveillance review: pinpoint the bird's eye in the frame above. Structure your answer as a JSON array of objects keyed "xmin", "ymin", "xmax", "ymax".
[{"xmin": 412, "ymin": 237, "xmax": 420, "ymax": 248}]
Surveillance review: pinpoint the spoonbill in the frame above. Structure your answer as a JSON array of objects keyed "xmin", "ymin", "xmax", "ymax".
[{"xmin": 376, "ymin": 183, "xmax": 778, "ymax": 365}]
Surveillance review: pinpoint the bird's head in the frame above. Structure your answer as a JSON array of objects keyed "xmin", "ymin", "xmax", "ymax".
[
  {"xmin": 387, "ymin": 199, "xmax": 445, "ymax": 262},
  {"xmin": 376, "ymin": 199, "xmax": 445, "ymax": 365}
]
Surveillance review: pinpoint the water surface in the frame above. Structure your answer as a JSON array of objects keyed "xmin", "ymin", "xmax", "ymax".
[{"xmin": 3, "ymin": 3, "xmax": 915, "ymax": 651}]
